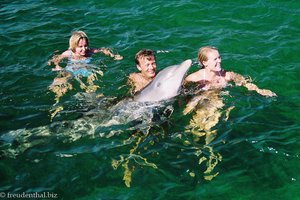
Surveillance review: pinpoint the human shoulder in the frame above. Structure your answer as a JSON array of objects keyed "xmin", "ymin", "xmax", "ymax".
[
  {"xmin": 60, "ymin": 50, "xmax": 72, "ymax": 58},
  {"xmin": 50, "ymin": 50, "xmax": 70, "ymax": 67},
  {"xmin": 129, "ymin": 72, "xmax": 142, "ymax": 82},
  {"xmin": 185, "ymin": 69, "xmax": 204, "ymax": 82},
  {"xmin": 128, "ymin": 72, "xmax": 145, "ymax": 94}
]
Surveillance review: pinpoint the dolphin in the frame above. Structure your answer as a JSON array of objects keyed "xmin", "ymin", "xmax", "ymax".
[
  {"xmin": 0, "ymin": 60, "xmax": 193, "ymax": 157},
  {"xmin": 134, "ymin": 59, "xmax": 192, "ymax": 102}
]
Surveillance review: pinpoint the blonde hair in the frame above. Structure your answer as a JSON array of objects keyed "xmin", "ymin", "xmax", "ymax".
[
  {"xmin": 198, "ymin": 46, "xmax": 218, "ymax": 68},
  {"xmin": 69, "ymin": 31, "xmax": 89, "ymax": 52}
]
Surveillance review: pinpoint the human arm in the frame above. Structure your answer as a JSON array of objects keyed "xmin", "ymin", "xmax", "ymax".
[
  {"xmin": 92, "ymin": 48, "xmax": 123, "ymax": 60},
  {"xmin": 48, "ymin": 50, "xmax": 70, "ymax": 71},
  {"xmin": 228, "ymin": 72, "xmax": 277, "ymax": 97}
]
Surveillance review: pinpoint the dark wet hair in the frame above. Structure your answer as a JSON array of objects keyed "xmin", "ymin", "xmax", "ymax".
[{"xmin": 135, "ymin": 49, "xmax": 156, "ymax": 65}]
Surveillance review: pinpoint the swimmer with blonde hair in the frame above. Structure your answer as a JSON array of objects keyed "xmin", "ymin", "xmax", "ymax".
[
  {"xmin": 48, "ymin": 30, "xmax": 123, "ymax": 110},
  {"xmin": 183, "ymin": 46, "xmax": 276, "ymax": 180},
  {"xmin": 185, "ymin": 46, "xmax": 276, "ymax": 97},
  {"xmin": 50, "ymin": 31, "xmax": 122, "ymax": 72}
]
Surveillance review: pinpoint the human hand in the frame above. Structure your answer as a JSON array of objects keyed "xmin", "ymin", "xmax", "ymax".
[
  {"xmin": 52, "ymin": 66, "xmax": 63, "ymax": 71},
  {"xmin": 258, "ymin": 89, "xmax": 277, "ymax": 97},
  {"xmin": 113, "ymin": 54, "xmax": 123, "ymax": 60},
  {"xmin": 101, "ymin": 48, "xmax": 114, "ymax": 57}
]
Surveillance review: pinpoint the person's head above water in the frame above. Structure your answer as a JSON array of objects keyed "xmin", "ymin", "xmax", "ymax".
[
  {"xmin": 135, "ymin": 49, "xmax": 157, "ymax": 79},
  {"xmin": 198, "ymin": 46, "xmax": 222, "ymax": 72},
  {"xmin": 69, "ymin": 31, "xmax": 90, "ymax": 54}
]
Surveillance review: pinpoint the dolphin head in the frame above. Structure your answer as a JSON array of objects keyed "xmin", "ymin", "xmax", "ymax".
[{"xmin": 134, "ymin": 59, "xmax": 192, "ymax": 102}]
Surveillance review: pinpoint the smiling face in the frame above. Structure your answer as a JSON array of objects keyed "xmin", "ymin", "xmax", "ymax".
[
  {"xmin": 74, "ymin": 38, "xmax": 89, "ymax": 57},
  {"xmin": 137, "ymin": 55, "xmax": 157, "ymax": 79},
  {"xmin": 202, "ymin": 49, "xmax": 222, "ymax": 72},
  {"xmin": 69, "ymin": 31, "xmax": 90, "ymax": 57},
  {"xmin": 134, "ymin": 59, "xmax": 192, "ymax": 102}
]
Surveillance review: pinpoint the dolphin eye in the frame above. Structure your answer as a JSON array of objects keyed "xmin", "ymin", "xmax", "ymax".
[{"xmin": 156, "ymin": 82, "xmax": 161, "ymax": 87}]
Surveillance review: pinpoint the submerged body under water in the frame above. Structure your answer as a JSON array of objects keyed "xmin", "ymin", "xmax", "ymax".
[{"xmin": 0, "ymin": 83, "xmax": 265, "ymax": 191}]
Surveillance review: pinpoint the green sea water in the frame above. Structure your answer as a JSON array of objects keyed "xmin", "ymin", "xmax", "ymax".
[{"xmin": 1, "ymin": 0, "xmax": 300, "ymax": 199}]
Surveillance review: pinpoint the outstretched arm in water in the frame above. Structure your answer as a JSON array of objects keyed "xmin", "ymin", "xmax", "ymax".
[{"xmin": 228, "ymin": 72, "xmax": 277, "ymax": 97}]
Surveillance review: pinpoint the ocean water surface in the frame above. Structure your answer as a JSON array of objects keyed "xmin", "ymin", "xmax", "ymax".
[{"xmin": 1, "ymin": 0, "xmax": 300, "ymax": 199}]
